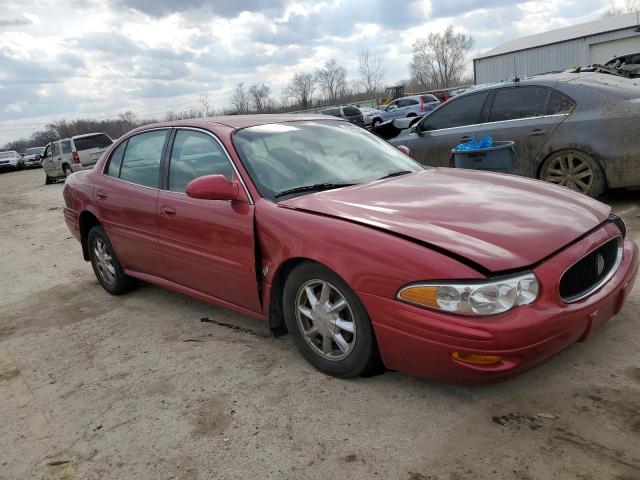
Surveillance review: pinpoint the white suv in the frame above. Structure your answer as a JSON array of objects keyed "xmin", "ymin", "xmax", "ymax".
[
  {"xmin": 0, "ymin": 150, "xmax": 22, "ymax": 172},
  {"xmin": 41, "ymin": 133, "xmax": 113, "ymax": 184}
]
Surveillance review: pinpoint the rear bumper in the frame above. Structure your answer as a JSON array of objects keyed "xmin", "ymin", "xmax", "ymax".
[{"xmin": 360, "ymin": 230, "xmax": 639, "ymax": 384}]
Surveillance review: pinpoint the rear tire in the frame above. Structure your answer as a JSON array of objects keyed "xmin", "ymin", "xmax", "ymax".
[
  {"xmin": 63, "ymin": 164, "xmax": 73, "ymax": 177},
  {"xmin": 283, "ymin": 262, "xmax": 380, "ymax": 378},
  {"xmin": 540, "ymin": 149, "xmax": 605, "ymax": 198},
  {"xmin": 88, "ymin": 225, "xmax": 139, "ymax": 295},
  {"xmin": 45, "ymin": 175, "xmax": 53, "ymax": 185},
  {"xmin": 372, "ymin": 118, "xmax": 382, "ymax": 128}
]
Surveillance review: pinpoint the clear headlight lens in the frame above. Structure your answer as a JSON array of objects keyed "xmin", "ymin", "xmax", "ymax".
[{"xmin": 397, "ymin": 273, "xmax": 539, "ymax": 316}]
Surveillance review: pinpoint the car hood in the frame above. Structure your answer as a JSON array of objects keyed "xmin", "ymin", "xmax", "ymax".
[{"xmin": 279, "ymin": 169, "xmax": 611, "ymax": 272}]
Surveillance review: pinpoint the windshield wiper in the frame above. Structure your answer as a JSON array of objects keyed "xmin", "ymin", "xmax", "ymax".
[
  {"xmin": 377, "ymin": 170, "xmax": 413, "ymax": 180},
  {"xmin": 275, "ymin": 182, "xmax": 357, "ymax": 198}
]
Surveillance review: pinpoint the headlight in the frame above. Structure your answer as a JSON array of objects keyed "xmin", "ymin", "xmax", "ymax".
[{"xmin": 397, "ymin": 272, "xmax": 539, "ymax": 316}]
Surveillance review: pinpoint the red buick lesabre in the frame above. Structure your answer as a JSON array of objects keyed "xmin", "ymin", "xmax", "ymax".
[{"xmin": 63, "ymin": 115, "xmax": 638, "ymax": 383}]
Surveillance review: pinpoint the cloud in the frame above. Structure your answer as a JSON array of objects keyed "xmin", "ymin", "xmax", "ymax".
[
  {"xmin": 0, "ymin": 15, "xmax": 33, "ymax": 27},
  {"xmin": 110, "ymin": 0, "xmax": 287, "ymax": 18}
]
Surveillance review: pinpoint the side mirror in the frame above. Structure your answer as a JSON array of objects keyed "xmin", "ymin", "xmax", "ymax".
[
  {"xmin": 186, "ymin": 174, "xmax": 240, "ymax": 201},
  {"xmin": 396, "ymin": 145, "xmax": 413, "ymax": 157}
]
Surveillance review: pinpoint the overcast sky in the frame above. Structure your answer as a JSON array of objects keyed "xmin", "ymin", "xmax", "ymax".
[{"xmin": 0, "ymin": 0, "xmax": 621, "ymax": 144}]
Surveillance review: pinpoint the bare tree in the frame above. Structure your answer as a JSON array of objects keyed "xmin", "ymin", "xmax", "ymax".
[
  {"xmin": 315, "ymin": 59, "xmax": 348, "ymax": 104},
  {"xmin": 200, "ymin": 92, "xmax": 212, "ymax": 116},
  {"xmin": 286, "ymin": 72, "xmax": 315, "ymax": 108},
  {"xmin": 231, "ymin": 83, "xmax": 250, "ymax": 114},
  {"xmin": 409, "ymin": 26, "xmax": 474, "ymax": 89},
  {"xmin": 359, "ymin": 50, "xmax": 385, "ymax": 95},
  {"xmin": 602, "ymin": 0, "xmax": 639, "ymax": 17},
  {"xmin": 249, "ymin": 84, "xmax": 272, "ymax": 112}
]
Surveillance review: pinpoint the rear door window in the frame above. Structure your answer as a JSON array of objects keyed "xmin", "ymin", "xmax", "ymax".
[
  {"xmin": 398, "ymin": 99, "xmax": 418, "ymax": 107},
  {"xmin": 118, "ymin": 130, "xmax": 168, "ymax": 188},
  {"xmin": 168, "ymin": 130, "xmax": 234, "ymax": 193},
  {"xmin": 421, "ymin": 91, "xmax": 489, "ymax": 130},
  {"xmin": 546, "ymin": 89, "xmax": 575, "ymax": 115},
  {"xmin": 73, "ymin": 134, "xmax": 113, "ymax": 151},
  {"xmin": 61, "ymin": 140, "xmax": 72, "ymax": 154},
  {"xmin": 488, "ymin": 87, "xmax": 548, "ymax": 122}
]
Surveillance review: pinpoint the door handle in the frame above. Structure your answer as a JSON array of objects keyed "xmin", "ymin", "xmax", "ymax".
[
  {"xmin": 160, "ymin": 205, "xmax": 176, "ymax": 217},
  {"xmin": 96, "ymin": 190, "xmax": 107, "ymax": 200},
  {"xmin": 530, "ymin": 128, "xmax": 546, "ymax": 137}
]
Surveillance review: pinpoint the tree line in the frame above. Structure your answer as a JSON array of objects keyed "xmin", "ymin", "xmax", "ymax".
[{"xmin": 2, "ymin": 27, "xmax": 474, "ymax": 152}]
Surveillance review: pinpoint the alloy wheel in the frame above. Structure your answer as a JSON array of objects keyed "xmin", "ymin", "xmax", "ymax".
[
  {"xmin": 93, "ymin": 238, "xmax": 116, "ymax": 285},
  {"xmin": 295, "ymin": 279, "xmax": 356, "ymax": 361},
  {"xmin": 544, "ymin": 152, "xmax": 594, "ymax": 194}
]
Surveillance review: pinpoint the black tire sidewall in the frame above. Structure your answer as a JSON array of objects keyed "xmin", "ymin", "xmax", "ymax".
[
  {"xmin": 87, "ymin": 225, "xmax": 136, "ymax": 295},
  {"xmin": 63, "ymin": 165, "xmax": 73, "ymax": 177},
  {"xmin": 540, "ymin": 150, "xmax": 605, "ymax": 198},
  {"xmin": 283, "ymin": 262, "xmax": 379, "ymax": 378}
]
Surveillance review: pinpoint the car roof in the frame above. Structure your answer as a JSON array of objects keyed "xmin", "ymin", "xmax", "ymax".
[
  {"xmin": 129, "ymin": 114, "xmax": 341, "ymax": 133},
  {"xmin": 72, "ymin": 132, "xmax": 111, "ymax": 139}
]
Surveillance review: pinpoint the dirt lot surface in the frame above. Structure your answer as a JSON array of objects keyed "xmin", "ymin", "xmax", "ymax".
[{"xmin": 1, "ymin": 168, "xmax": 639, "ymax": 480}]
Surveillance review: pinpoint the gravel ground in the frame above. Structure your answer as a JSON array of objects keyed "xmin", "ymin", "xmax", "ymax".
[{"xmin": 1, "ymin": 168, "xmax": 639, "ymax": 480}]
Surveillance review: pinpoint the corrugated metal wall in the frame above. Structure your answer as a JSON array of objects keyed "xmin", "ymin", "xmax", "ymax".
[{"xmin": 474, "ymin": 28, "xmax": 640, "ymax": 84}]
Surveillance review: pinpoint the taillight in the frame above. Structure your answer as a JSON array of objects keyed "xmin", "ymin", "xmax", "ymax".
[
  {"xmin": 420, "ymin": 97, "xmax": 426, "ymax": 111},
  {"xmin": 72, "ymin": 151, "xmax": 80, "ymax": 164}
]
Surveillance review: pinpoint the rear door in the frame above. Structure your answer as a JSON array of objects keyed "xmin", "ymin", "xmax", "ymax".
[
  {"xmin": 156, "ymin": 128, "xmax": 261, "ymax": 312},
  {"xmin": 475, "ymin": 86, "xmax": 571, "ymax": 177},
  {"xmin": 97, "ymin": 129, "xmax": 169, "ymax": 276},
  {"xmin": 399, "ymin": 90, "xmax": 490, "ymax": 167},
  {"xmin": 74, "ymin": 134, "xmax": 113, "ymax": 168}
]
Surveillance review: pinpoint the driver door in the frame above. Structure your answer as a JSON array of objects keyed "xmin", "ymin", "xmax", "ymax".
[
  {"xmin": 398, "ymin": 91, "xmax": 490, "ymax": 167},
  {"xmin": 156, "ymin": 129, "xmax": 261, "ymax": 313}
]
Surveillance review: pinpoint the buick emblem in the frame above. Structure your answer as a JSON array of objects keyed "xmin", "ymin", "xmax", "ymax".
[{"xmin": 596, "ymin": 254, "xmax": 605, "ymax": 276}]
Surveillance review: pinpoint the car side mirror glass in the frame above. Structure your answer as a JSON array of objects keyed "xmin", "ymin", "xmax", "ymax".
[
  {"xmin": 186, "ymin": 174, "xmax": 240, "ymax": 201},
  {"xmin": 396, "ymin": 145, "xmax": 413, "ymax": 157}
]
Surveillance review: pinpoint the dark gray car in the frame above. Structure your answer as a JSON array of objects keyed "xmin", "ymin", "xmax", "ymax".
[{"xmin": 382, "ymin": 72, "xmax": 640, "ymax": 197}]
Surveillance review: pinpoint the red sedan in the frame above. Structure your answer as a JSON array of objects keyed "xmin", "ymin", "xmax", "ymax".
[{"xmin": 63, "ymin": 115, "xmax": 639, "ymax": 383}]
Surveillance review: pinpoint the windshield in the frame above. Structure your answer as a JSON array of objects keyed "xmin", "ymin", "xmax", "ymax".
[
  {"xmin": 25, "ymin": 147, "xmax": 44, "ymax": 155},
  {"xmin": 233, "ymin": 120, "xmax": 422, "ymax": 200}
]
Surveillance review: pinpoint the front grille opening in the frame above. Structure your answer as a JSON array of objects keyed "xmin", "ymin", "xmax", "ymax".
[{"xmin": 559, "ymin": 237, "xmax": 622, "ymax": 302}]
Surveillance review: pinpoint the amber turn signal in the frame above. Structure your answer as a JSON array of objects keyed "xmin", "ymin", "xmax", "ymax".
[
  {"xmin": 451, "ymin": 352, "xmax": 502, "ymax": 365},
  {"xmin": 397, "ymin": 285, "xmax": 439, "ymax": 308}
]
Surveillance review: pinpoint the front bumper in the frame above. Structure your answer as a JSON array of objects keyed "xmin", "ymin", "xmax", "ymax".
[{"xmin": 360, "ymin": 224, "xmax": 639, "ymax": 384}]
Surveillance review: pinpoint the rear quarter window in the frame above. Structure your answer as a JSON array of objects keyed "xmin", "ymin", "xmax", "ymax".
[{"xmin": 73, "ymin": 134, "xmax": 113, "ymax": 151}]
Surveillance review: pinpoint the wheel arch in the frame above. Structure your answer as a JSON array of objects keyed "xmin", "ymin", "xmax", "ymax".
[
  {"xmin": 267, "ymin": 257, "xmax": 329, "ymax": 337},
  {"xmin": 537, "ymin": 146, "xmax": 608, "ymax": 189},
  {"xmin": 79, "ymin": 210, "xmax": 101, "ymax": 261}
]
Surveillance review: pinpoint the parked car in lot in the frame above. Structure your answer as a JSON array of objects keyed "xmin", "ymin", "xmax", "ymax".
[
  {"xmin": 358, "ymin": 106, "xmax": 382, "ymax": 126},
  {"xmin": 22, "ymin": 146, "xmax": 45, "ymax": 168},
  {"xmin": 318, "ymin": 105, "xmax": 365, "ymax": 127},
  {"xmin": 370, "ymin": 95, "xmax": 440, "ymax": 127},
  {"xmin": 63, "ymin": 115, "xmax": 638, "ymax": 384},
  {"xmin": 378, "ymin": 72, "xmax": 640, "ymax": 197},
  {"xmin": 0, "ymin": 150, "xmax": 22, "ymax": 171},
  {"xmin": 41, "ymin": 133, "xmax": 113, "ymax": 184},
  {"xmin": 605, "ymin": 51, "xmax": 640, "ymax": 78}
]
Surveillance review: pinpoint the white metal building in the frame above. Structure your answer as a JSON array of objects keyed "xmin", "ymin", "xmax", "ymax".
[{"xmin": 473, "ymin": 12, "xmax": 640, "ymax": 84}]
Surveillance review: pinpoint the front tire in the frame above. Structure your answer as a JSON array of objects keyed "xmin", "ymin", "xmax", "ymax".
[
  {"xmin": 540, "ymin": 150, "xmax": 605, "ymax": 197},
  {"xmin": 45, "ymin": 174, "xmax": 53, "ymax": 185},
  {"xmin": 372, "ymin": 118, "xmax": 382, "ymax": 128},
  {"xmin": 283, "ymin": 262, "xmax": 379, "ymax": 378},
  {"xmin": 88, "ymin": 225, "xmax": 139, "ymax": 295}
]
